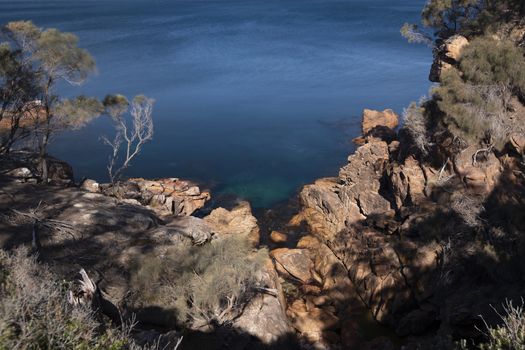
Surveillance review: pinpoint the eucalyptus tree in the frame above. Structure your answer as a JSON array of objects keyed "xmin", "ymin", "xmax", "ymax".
[
  {"xmin": 0, "ymin": 41, "xmax": 40, "ymax": 153},
  {"xmin": 1, "ymin": 21, "xmax": 103, "ymax": 181}
]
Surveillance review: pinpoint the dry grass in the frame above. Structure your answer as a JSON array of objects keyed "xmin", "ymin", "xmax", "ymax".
[
  {"xmin": 0, "ymin": 247, "xmax": 171, "ymax": 350},
  {"xmin": 131, "ymin": 235, "xmax": 268, "ymax": 327},
  {"xmin": 451, "ymin": 193, "xmax": 485, "ymax": 228}
]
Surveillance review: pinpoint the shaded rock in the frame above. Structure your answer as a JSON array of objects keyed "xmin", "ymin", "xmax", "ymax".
[
  {"xmin": 80, "ymin": 179, "xmax": 100, "ymax": 193},
  {"xmin": 339, "ymin": 140, "xmax": 390, "ymax": 186},
  {"xmin": 300, "ymin": 141, "xmax": 390, "ymax": 241},
  {"xmin": 233, "ymin": 258, "xmax": 293, "ymax": 345},
  {"xmin": 204, "ymin": 201, "xmax": 259, "ymax": 245},
  {"xmin": 300, "ymin": 178, "xmax": 364, "ymax": 241},
  {"xmin": 389, "ymin": 156, "xmax": 427, "ymax": 208},
  {"xmin": 271, "ymin": 248, "xmax": 313, "ymax": 283},
  {"xmin": 357, "ymin": 191, "xmax": 391, "ymax": 216},
  {"xmin": 510, "ymin": 132, "xmax": 525, "ymax": 154},
  {"xmin": 453, "ymin": 145, "xmax": 502, "ymax": 193},
  {"xmin": 108, "ymin": 178, "xmax": 210, "ymax": 217},
  {"xmin": 361, "ymin": 337, "xmax": 395, "ymax": 350},
  {"xmin": 46, "ymin": 157, "xmax": 74, "ymax": 185},
  {"xmin": 155, "ymin": 215, "xmax": 213, "ymax": 245},
  {"xmin": 287, "ymin": 299, "xmax": 340, "ymax": 343},
  {"xmin": 6, "ymin": 167, "xmax": 32, "ymax": 179},
  {"xmin": 396, "ymin": 308, "xmax": 438, "ymax": 336}
]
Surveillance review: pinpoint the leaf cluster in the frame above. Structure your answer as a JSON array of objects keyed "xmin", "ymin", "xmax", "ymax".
[{"xmin": 432, "ymin": 36, "xmax": 525, "ymax": 148}]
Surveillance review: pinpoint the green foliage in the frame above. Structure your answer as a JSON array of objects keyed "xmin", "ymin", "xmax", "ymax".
[
  {"xmin": 421, "ymin": 0, "xmax": 479, "ymax": 38},
  {"xmin": 403, "ymin": 0, "xmax": 525, "ymax": 44},
  {"xmin": 459, "ymin": 37, "xmax": 525, "ymax": 90},
  {"xmin": 400, "ymin": 23, "xmax": 433, "ymax": 45},
  {"xmin": 103, "ymin": 94, "xmax": 129, "ymax": 119},
  {"xmin": 0, "ymin": 20, "xmax": 101, "ymax": 174},
  {"xmin": 0, "ymin": 248, "xmax": 144, "ymax": 350},
  {"xmin": 54, "ymin": 96, "xmax": 104, "ymax": 130},
  {"xmin": 35, "ymin": 28, "xmax": 95, "ymax": 85},
  {"xmin": 432, "ymin": 36, "xmax": 525, "ymax": 148},
  {"xmin": 131, "ymin": 236, "xmax": 267, "ymax": 326},
  {"xmin": 0, "ymin": 39, "xmax": 40, "ymax": 152}
]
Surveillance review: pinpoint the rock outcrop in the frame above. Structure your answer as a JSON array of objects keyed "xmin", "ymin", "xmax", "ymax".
[
  {"xmin": 103, "ymin": 177, "xmax": 210, "ymax": 217},
  {"xmin": 429, "ymin": 35, "xmax": 469, "ymax": 82},
  {"xmin": 0, "ymin": 156, "xmax": 292, "ymax": 350},
  {"xmin": 274, "ymin": 105, "xmax": 523, "ymax": 347}
]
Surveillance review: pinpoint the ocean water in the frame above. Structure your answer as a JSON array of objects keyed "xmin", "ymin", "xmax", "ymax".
[{"xmin": 0, "ymin": 0, "xmax": 431, "ymax": 208}]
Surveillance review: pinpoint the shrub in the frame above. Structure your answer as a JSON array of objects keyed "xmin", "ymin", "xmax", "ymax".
[
  {"xmin": 402, "ymin": 99, "xmax": 432, "ymax": 155},
  {"xmin": 479, "ymin": 299, "xmax": 525, "ymax": 350},
  {"xmin": 131, "ymin": 235, "xmax": 267, "ymax": 327},
  {"xmin": 433, "ymin": 37, "xmax": 525, "ymax": 149},
  {"xmin": 0, "ymin": 248, "xmax": 154, "ymax": 349},
  {"xmin": 450, "ymin": 192, "xmax": 485, "ymax": 227}
]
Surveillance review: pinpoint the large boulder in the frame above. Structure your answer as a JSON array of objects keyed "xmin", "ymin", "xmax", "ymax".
[
  {"xmin": 361, "ymin": 109, "xmax": 399, "ymax": 142},
  {"xmin": 233, "ymin": 258, "xmax": 294, "ymax": 346},
  {"xmin": 271, "ymin": 248, "xmax": 314, "ymax": 283},
  {"xmin": 204, "ymin": 201, "xmax": 260, "ymax": 245},
  {"xmin": 80, "ymin": 179, "xmax": 100, "ymax": 193},
  {"xmin": 444, "ymin": 35, "xmax": 469, "ymax": 61}
]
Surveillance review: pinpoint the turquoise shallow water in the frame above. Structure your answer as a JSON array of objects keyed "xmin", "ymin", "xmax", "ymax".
[{"xmin": 0, "ymin": 0, "xmax": 431, "ymax": 208}]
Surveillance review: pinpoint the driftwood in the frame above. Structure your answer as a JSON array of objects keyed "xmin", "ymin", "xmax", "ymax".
[
  {"xmin": 67, "ymin": 269, "xmax": 97, "ymax": 306},
  {"xmin": 67, "ymin": 268, "xmax": 121, "ymax": 325}
]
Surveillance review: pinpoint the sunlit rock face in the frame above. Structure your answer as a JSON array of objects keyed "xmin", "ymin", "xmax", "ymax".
[{"xmin": 429, "ymin": 35, "xmax": 469, "ymax": 82}]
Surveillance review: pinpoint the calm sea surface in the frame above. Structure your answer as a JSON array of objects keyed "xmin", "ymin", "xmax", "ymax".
[{"xmin": 0, "ymin": 0, "xmax": 430, "ymax": 207}]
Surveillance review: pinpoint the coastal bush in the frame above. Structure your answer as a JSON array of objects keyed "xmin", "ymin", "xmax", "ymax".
[
  {"xmin": 433, "ymin": 36, "xmax": 525, "ymax": 148},
  {"xmin": 402, "ymin": 0, "xmax": 525, "ymax": 44},
  {"xmin": 0, "ymin": 247, "xmax": 158, "ymax": 350},
  {"xmin": 131, "ymin": 235, "xmax": 267, "ymax": 326}
]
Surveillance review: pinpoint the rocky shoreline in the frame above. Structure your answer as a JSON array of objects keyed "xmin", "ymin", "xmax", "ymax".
[
  {"xmin": 0, "ymin": 152, "xmax": 296, "ymax": 349},
  {"xmin": 3, "ymin": 90, "xmax": 524, "ymax": 348},
  {"xmin": 1, "ymin": 35, "xmax": 525, "ymax": 350}
]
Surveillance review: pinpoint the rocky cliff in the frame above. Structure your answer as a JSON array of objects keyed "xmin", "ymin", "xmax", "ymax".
[{"xmin": 269, "ymin": 100, "xmax": 525, "ymax": 348}]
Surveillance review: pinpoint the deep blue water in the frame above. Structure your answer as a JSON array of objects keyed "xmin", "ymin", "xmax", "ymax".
[{"xmin": 0, "ymin": 0, "xmax": 431, "ymax": 208}]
